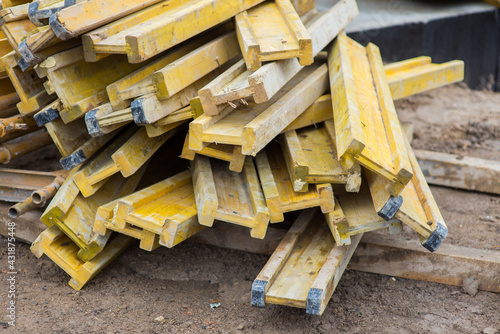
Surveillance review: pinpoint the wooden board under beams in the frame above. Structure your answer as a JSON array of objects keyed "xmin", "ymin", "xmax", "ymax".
[
  {"xmin": 280, "ymin": 120, "xmax": 361, "ymax": 193},
  {"xmin": 31, "ymin": 225, "xmax": 133, "ymax": 291},
  {"xmin": 328, "ymin": 33, "xmax": 413, "ymax": 198},
  {"xmin": 191, "ymin": 155, "xmax": 270, "ymax": 239},
  {"xmin": 198, "ymin": 0, "xmax": 357, "ymax": 116},
  {"xmin": 189, "ymin": 62, "xmax": 328, "ymax": 156},
  {"xmin": 326, "ymin": 183, "xmax": 402, "ymax": 246},
  {"xmin": 366, "ymin": 133, "xmax": 448, "ymax": 252},
  {"xmin": 235, "ymin": 0, "xmax": 312, "ymax": 71},
  {"xmin": 0, "ymin": 51, "xmax": 54, "ymax": 114},
  {"xmin": 35, "ymin": 46, "xmax": 147, "ymax": 123},
  {"xmin": 39, "ymin": 165, "xmax": 145, "ymax": 262},
  {"xmin": 105, "ymin": 29, "xmax": 238, "ymax": 110},
  {"xmin": 94, "ymin": 170, "xmax": 203, "ymax": 251},
  {"xmin": 255, "ymin": 141, "xmax": 334, "ymax": 223},
  {"xmin": 384, "ymin": 56, "xmax": 464, "ymax": 100},
  {"xmin": 180, "ymin": 132, "xmax": 246, "ymax": 173},
  {"xmin": 81, "ymin": 0, "xmax": 264, "ymax": 63},
  {"xmin": 252, "ymin": 208, "xmax": 362, "ymax": 316}
]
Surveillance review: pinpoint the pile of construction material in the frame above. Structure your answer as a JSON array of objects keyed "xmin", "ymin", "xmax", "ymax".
[{"xmin": 0, "ymin": 0, "xmax": 466, "ymax": 315}]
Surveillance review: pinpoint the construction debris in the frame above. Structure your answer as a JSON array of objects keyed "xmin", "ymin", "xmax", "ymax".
[{"xmin": 2, "ymin": 0, "xmax": 490, "ymax": 318}]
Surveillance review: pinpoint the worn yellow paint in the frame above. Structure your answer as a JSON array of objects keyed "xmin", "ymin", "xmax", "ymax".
[
  {"xmin": 40, "ymin": 166, "xmax": 144, "ymax": 262},
  {"xmin": 280, "ymin": 120, "xmax": 360, "ymax": 192},
  {"xmin": 1, "ymin": 51, "xmax": 54, "ymax": 114},
  {"xmin": 328, "ymin": 34, "xmax": 412, "ymax": 197},
  {"xmin": 255, "ymin": 141, "xmax": 334, "ymax": 223},
  {"xmin": 44, "ymin": 116, "xmax": 89, "ymax": 157},
  {"xmin": 190, "ymin": 63, "xmax": 328, "ymax": 156},
  {"xmin": 94, "ymin": 170, "xmax": 203, "ymax": 250},
  {"xmin": 198, "ymin": 0, "xmax": 358, "ymax": 114},
  {"xmin": 31, "ymin": 225, "xmax": 133, "ymax": 290},
  {"xmin": 235, "ymin": 0, "xmax": 312, "ymax": 71},
  {"xmin": 0, "ymin": 3, "xmax": 29, "ymax": 24},
  {"xmin": 255, "ymin": 208, "xmax": 362, "ymax": 315},
  {"xmin": 180, "ymin": 133, "xmax": 246, "ymax": 173},
  {"xmin": 0, "ymin": 19, "xmax": 35, "ymax": 54},
  {"xmin": 192, "ymin": 155, "xmax": 270, "ymax": 239},
  {"xmin": 82, "ymin": 0, "xmax": 265, "ymax": 63},
  {"xmin": 36, "ymin": 46, "xmax": 147, "ymax": 123}
]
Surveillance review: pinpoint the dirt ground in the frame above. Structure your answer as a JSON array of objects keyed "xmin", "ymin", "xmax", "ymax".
[{"xmin": 0, "ymin": 83, "xmax": 499, "ymax": 333}]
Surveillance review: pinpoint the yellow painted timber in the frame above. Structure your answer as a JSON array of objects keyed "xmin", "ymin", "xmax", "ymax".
[
  {"xmin": 326, "ymin": 183, "xmax": 402, "ymax": 246},
  {"xmin": 291, "ymin": 0, "xmax": 315, "ymax": 16},
  {"xmin": 44, "ymin": 117, "xmax": 90, "ymax": 157},
  {"xmin": 191, "ymin": 155, "xmax": 270, "ymax": 239},
  {"xmin": 280, "ymin": 120, "xmax": 361, "ymax": 192},
  {"xmin": 36, "ymin": 47, "xmax": 148, "ymax": 123},
  {"xmin": 251, "ymin": 208, "xmax": 362, "ymax": 315},
  {"xmin": 82, "ymin": 0, "xmax": 265, "ymax": 63},
  {"xmin": 180, "ymin": 132, "xmax": 246, "ymax": 173},
  {"xmin": 385, "ymin": 56, "xmax": 464, "ymax": 100},
  {"xmin": 105, "ymin": 27, "xmax": 234, "ymax": 110},
  {"xmin": 328, "ymin": 33, "xmax": 413, "ymax": 197},
  {"xmin": 40, "ymin": 166, "xmax": 145, "ymax": 262},
  {"xmin": 0, "ymin": 19, "xmax": 35, "ymax": 54},
  {"xmin": 73, "ymin": 126, "xmax": 178, "ymax": 197},
  {"xmin": 0, "ymin": 51, "xmax": 54, "ymax": 114},
  {"xmin": 130, "ymin": 68, "xmax": 226, "ymax": 125},
  {"xmin": 31, "ymin": 225, "xmax": 133, "ymax": 290},
  {"xmin": 50, "ymin": 0, "xmax": 164, "ymax": 40},
  {"xmin": 94, "ymin": 170, "xmax": 203, "ymax": 250},
  {"xmin": 255, "ymin": 141, "xmax": 334, "ymax": 223},
  {"xmin": 189, "ymin": 63, "xmax": 328, "ymax": 156},
  {"xmin": 366, "ymin": 131, "xmax": 448, "ymax": 252},
  {"xmin": 0, "ymin": 4, "xmax": 29, "ymax": 25},
  {"xmin": 198, "ymin": 0, "xmax": 358, "ymax": 115},
  {"xmin": 235, "ymin": 0, "xmax": 312, "ymax": 71},
  {"xmin": 85, "ymin": 103, "xmax": 130, "ymax": 137},
  {"xmin": 144, "ymin": 106, "xmax": 195, "ymax": 138}
]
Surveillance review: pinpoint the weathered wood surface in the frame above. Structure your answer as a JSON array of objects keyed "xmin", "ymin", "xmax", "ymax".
[
  {"xmin": 251, "ymin": 209, "xmax": 362, "ymax": 315},
  {"xmin": 235, "ymin": 0, "xmax": 312, "ymax": 71}
]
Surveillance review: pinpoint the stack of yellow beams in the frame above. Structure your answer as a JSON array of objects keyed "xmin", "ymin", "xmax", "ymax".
[{"xmin": 0, "ymin": 0, "xmax": 465, "ymax": 316}]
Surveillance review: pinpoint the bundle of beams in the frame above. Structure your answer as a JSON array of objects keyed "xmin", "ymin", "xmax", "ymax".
[{"xmin": 0, "ymin": 0, "xmax": 472, "ymax": 315}]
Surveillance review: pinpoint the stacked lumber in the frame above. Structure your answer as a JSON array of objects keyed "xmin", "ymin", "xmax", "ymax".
[{"xmin": 0, "ymin": 0, "xmax": 470, "ymax": 315}]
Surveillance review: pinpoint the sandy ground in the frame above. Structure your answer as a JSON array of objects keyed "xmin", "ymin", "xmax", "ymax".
[{"xmin": 0, "ymin": 84, "xmax": 499, "ymax": 333}]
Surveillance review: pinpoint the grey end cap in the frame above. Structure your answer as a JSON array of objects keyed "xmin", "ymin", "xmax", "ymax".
[
  {"xmin": 28, "ymin": 2, "xmax": 44, "ymax": 26},
  {"xmin": 85, "ymin": 109, "xmax": 102, "ymax": 137},
  {"xmin": 60, "ymin": 150, "xmax": 86, "ymax": 170},
  {"xmin": 422, "ymin": 223, "xmax": 448, "ymax": 252},
  {"xmin": 131, "ymin": 98, "xmax": 148, "ymax": 126},
  {"xmin": 378, "ymin": 195, "xmax": 403, "ymax": 221},
  {"xmin": 34, "ymin": 108, "xmax": 60, "ymax": 127},
  {"xmin": 18, "ymin": 57, "xmax": 31, "ymax": 72},
  {"xmin": 306, "ymin": 288, "xmax": 324, "ymax": 316},
  {"xmin": 49, "ymin": 15, "xmax": 73, "ymax": 40},
  {"xmin": 251, "ymin": 280, "xmax": 267, "ymax": 308},
  {"xmin": 18, "ymin": 40, "xmax": 37, "ymax": 68},
  {"xmin": 64, "ymin": 0, "xmax": 76, "ymax": 6}
]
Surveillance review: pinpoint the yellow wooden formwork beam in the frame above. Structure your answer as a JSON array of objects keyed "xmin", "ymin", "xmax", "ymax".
[
  {"xmin": 280, "ymin": 120, "xmax": 361, "ymax": 193},
  {"xmin": 31, "ymin": 225, "xmax": 133, "ymax": 290},
  {"xmin": 326, "ymin": 183, "xmax": 402, "ymax": 247},
  {"xmin": 50, "ymin": 0, "xmax": 164, "ymax": 41},
  {"xmin": 180, "ymin": 132, "xmax": 246, "ymax": 173},
  {"xmin": 82, "ymin": 0, "xmax": 265, "ymax": 63},
  {"xmin": 105, "ymin": 27, "xmax": 236, "ymax": 110},
  {"xmin": 328, "ymin": 33, "xmax": 412, "ymax": 199},
  {"xmin": 36, "ymin": 47, "xmax": 148, "ymax": 124},
  {"xmin": 144, "ymin": 106, "xmax": 195, "ymax": 138},
  {"xmin": 235, "ymin": 0, "xmax": 312, "ymax": 71},
  {"xmin": 189, "ymin": 63, "xmax": 328, "ymax": 156},
  {"xmin": 94, "ymin": 170, "xmax": 203, "ymax": 250},
  {"xmin": 0, "ymin": 51, "xmax": 54, "ymax": 114},
  {"xmin": 84, "ymin": 103, "xmax": 130, "ymax": 137},
  {"xmin": 290, "ymin": 0, "xmax": 315, "ymax": 16},
  {"xmin": 198, "ymin": 0, "xmax": 358, "ymax": 116},
  {"xmin": 73, "ymin": 126, "xmax": 178, "ymax": 197},
  {"xmin": 191, "ymin": 155, "xmax": 270, "ymax": 239},
  {"xmin": 0, "ymin": 18, "xmax": 35, "ymax": 54},
  {"xmin": 366, "ymin": 131, "xmax": 448, "ymax": 252},
  {"xmin": 251, "ymin": 208, "xmax": 362, "ymax": 316},
  {"xmin": 0, "ymin": 3, "xmax": 29, "ymax": 25},
  {"xmin": 255, "ymin": 141, "xmax": 334, "ymax": 223},
  {"xmin": 40, "ymin": 165, "xmax": 145, "ymax": 262}
]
